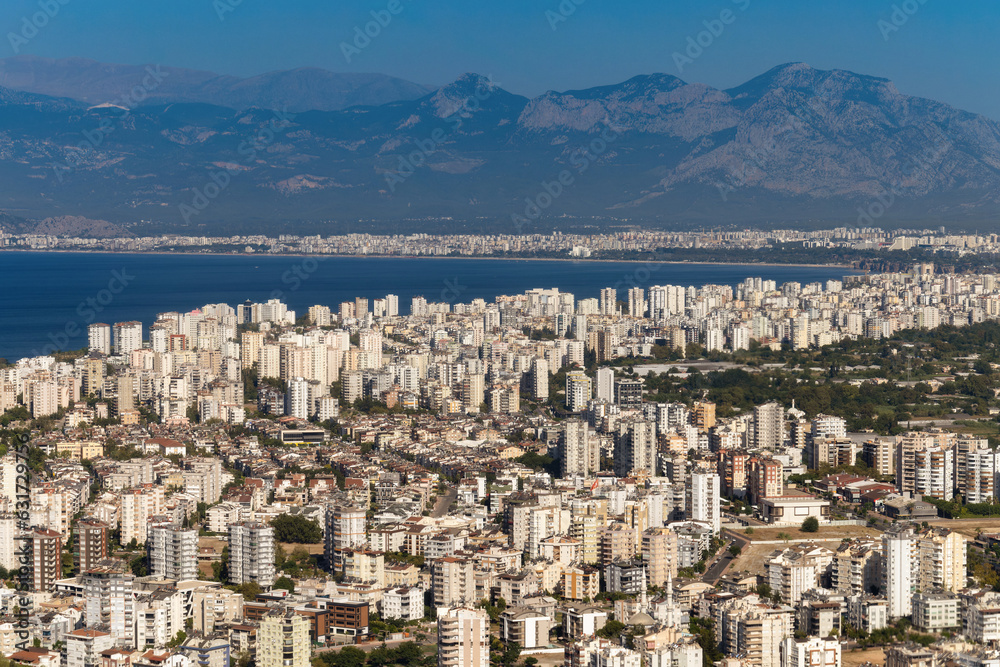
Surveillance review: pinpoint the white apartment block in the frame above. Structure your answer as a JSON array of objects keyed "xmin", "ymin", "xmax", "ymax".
[
  {"xmin": 686, "ymin": 471, "xmax": 721, "ymax": 533},
  {"xmin": 148, "ymin": 526, "xmax": 199, "ymax": 581},
  {"xmin": 780, "ymin": 637, "xmax": 840, "ymax": 667},
  {"xmin": 229, "ymin": 521, "xmax": 275, "ymax": 587},
  {"xmin": 382, "ymin": 586, "xmax": 424, "ymax": 621}
]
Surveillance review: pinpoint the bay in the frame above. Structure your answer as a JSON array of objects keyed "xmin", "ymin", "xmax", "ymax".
[{"xmin": 0, "ymin": 252, "xmax": 855, "ymax": 361}]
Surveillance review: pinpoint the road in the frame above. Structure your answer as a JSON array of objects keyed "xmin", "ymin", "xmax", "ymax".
[
  {"xmin": 431, "ymin": 486, "xmax": 458, "ymax": 518},
  {"xmin": 703, "ymin": 550, "xmax": 734, "ymax": 584}
]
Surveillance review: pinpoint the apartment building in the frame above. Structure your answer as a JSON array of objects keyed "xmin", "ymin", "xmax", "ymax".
[
  {"xmin": 229, "ymin": 521, "xmax": 276, "ymax": 587},
  {"xmin": 437, "ymin": 607, "xmax": 489, "ymax": 667}
]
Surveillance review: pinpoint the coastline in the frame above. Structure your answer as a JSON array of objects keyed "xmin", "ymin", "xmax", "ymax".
[{"xmin": 0, "ymin": 248, "xmax": 856, "ymax": 270}]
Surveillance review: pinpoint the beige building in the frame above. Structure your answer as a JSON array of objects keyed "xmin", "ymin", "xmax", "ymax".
[
  {"xmin": 570, "ymin": 514, "xmax": 600, "ymax": 565},
  {"xmin": 600, "ymin": 522, "xmax": 636, "ymax": 567},
  {"xmin": 258, "ymin": 610, "xmax": 311, "ymax": 667},
  {"xmin": 641, "ymin": 528, "xmax": 678, "ymax": 588},
  {"xmin": 917, "ymin": 527, "xmax": 966, "ymax": 593},
  {"xmin": 385, "ymin": 562, "xmax": 420, "ymax": 588},
  {"xmin": 342, "ymin": 549, "xmax": 385, "ymax": 587},
  {"xmin": 191, "ymin": 586, "xmax": 244, "ymax": 634},
  {"xmin": 433, "ymin": 557, "xmax": 476, "ymax": 608},
  {"xmin": 438, "ymin": 607, "xmax": 489, "ymax": 667},
  {"xmin": 121, "ymin": 484, "xmax": 165, "ymax": 545},
  {"xmin": 562, "ymin": 565, "xmax": 600, "ymax": 601},
  {"xmin": 719, "ymin": 595, "xmax": 794, "ymax": 667},
  {"xmin": 500, "ymin": 607, "xmax": 554, "ymax": 650}
]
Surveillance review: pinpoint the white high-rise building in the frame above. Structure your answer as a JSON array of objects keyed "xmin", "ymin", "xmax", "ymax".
[
  {"xmin": 731, "ymin": 325, "xmax": 750, "ymax": 352},
  {"xmin": 882, "ymin": 525, "xmax": 917, "ymax": 618},
  {"xmin": 113, "ymin": 321, "xmax": 143, "ymax": 356},
  {"xmin": 963, "ymin": 447, "xmax": 999, "ymax": 504},
  {"xmin": 704, "ymin": 328, "xmax": 724, "ymax": 352},
  {"xmin": 82, "ymin": 561, "xmax": 136, "ymax": 647},
  {"xmin": 148, "ymin": 526, "xmax": 198, "ymax": 581},
  {"xmin": 285, "ymin": 377, "xmax": 311, "ymax": 419},
  {"xmin": 596, "ymin": 367, "xmax": 614, "ymax": 403},
  {"xmin": 613, "ymin": 420, "xmax": 656, "ymax": 477},
  {"xmin": 686, "ymin": 471, "xmax": 721, "ymax": 533},
  {"xmin": 0, "ymin": 514, "xmax": 16, "ymax": 571},
  {"xmin": 599, "ymin": 288, "xmax": 617, "ymax": 316},
  {"xmin": 29, "ymin": 380, "xmax": 59, "ymax": 418},
  {"xmin": 812, "ymin": 414, "xmax": 847, "ymax": 441},
  {"xmin": 325, "ymin": 506, "xmax": 367, "ymax": 568},
  {"xmin": 627, "ymin": 287, "xmax": 645, "ymax": 318},
  {"xmin": 566, "ymin": 371, "xmax": 592, "ymax": 412},
  {"xmin": 121, "ymin": 485, "xmax": 164, "ymax": 545},
  {"xmin": 386, "ymin": 294, "xmax": 400, "ymax": 317},
  {"xmin": 88, "ymin": 323, "xmax": 111, "ymax": 355},
  {"xmin": 229, "ymin": 521, "xmax": 275, "ymax": 587},
  {"xmin": 754, "ymin": 402, "xmax": 785, "ymax": 449},
  {"xmin": 561, "ymin": 420, "xmax": 594, "ymax": 478},
  {"xmin": 437, "ymin": 607, "xmax": 489, "ymax": 667},
  {"xmin": 532, "ymin": 359, "xmax": 549, "ymax": 401}
]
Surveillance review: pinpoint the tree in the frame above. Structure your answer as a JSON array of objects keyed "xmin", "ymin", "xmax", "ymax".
[
  {"xmin": 500, "ymin": 642, "xmax": 521, "ymax": 667},
  {"xmin": 596, "ymin": 620, "xmax": 625, "ymax": 639},
  {"xmin": 270, "ymin": 514, "xmax": 322, "ymax": 543},
  {"xmin": 801, "ymin": 516, "xmax": 820, "ymax": 533},
  {"xmin": 319, "ymin": 647, "xmax": 367, "ymax": 667},
  {"xmin": 236, "ymin": 582, "xmax": 262, "ymax": 600},
  {"xmin": 129, "ymin": 555, "xmax": 148, "ymax": 577},
  {"xmin": 274, "ymin": 576, "xmax": 295, "ymax": 593},
  {"xmin": 166, "ymin": 631, "xmax": 187, "ymax": 648}
]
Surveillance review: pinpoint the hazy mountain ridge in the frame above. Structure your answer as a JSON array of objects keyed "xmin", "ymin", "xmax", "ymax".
[
  {"xmin": 0, "ymin": 56, "xmax": 435, "ymax": 112},
  {"xmin": 1, "ymin": 61, "xmax": 1000, "ymax": 232}
]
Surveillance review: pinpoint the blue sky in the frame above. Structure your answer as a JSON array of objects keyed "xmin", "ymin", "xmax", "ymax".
[{"xmin": 3, "ymin": 0, "xmax": 999, "ymax": 117}]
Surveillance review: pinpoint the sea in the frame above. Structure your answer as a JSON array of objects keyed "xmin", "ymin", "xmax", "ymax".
[{"xmin": 0, "ymin": 252, "xmax": 856, "ymax": 362}]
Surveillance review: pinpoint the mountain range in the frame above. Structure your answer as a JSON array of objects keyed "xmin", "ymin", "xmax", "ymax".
[
  {"xmin": 0, "ymin": 56, "xmax": 435, "ymax": 112},
  {"xmin": 1, "ymin": 59, "xmax": 999, "ymax": 236}
]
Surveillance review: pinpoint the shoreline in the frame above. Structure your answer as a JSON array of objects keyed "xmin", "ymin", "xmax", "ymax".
[{"xmin": 0, "ymin": 248, "xmax": 856, "ymax": 270}]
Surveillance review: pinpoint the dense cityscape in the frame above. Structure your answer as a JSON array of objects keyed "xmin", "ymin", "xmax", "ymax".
[
  {"xmin": 1, "ymin": 227, "xmax": 995, "ymax": 261},
  {"xmin": 3, "ymin": 262, "xmax": 1000, "ymax": 667}
]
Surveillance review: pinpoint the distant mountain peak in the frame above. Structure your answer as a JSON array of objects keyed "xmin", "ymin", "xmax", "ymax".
[{"xmin": 426, "ymin": 73, "xmax": 523, "ymax": 119}]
